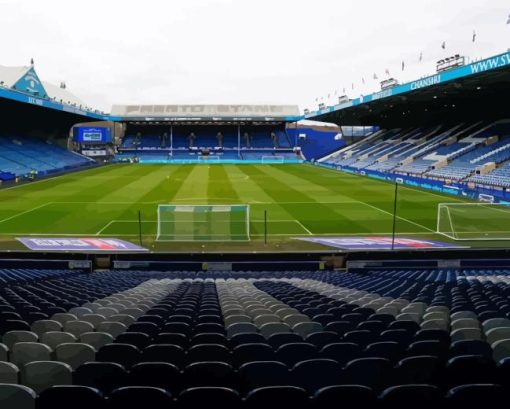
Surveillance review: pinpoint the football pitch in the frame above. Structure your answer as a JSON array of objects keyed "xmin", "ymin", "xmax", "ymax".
[{"xmin": 0, "ymin": 163, "xmax": 503, "ymax": 252}]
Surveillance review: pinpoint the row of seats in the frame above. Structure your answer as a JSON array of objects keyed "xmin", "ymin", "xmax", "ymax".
[
  {"xmin": 1, "ymin": 269, "xmax": 509, "ymax": 406},
  {"xmin": 1, "ymin": 383, "xmax": 506, "ymax": 409}
]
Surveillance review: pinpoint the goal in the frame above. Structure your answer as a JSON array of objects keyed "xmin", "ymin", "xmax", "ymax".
[
  {"xmin": 156, "ymin": 204, "xmax": 250, "ymax": 241},
  {"xmin": 198, "ymin": 155, "xmax": 221, "ymax": 163},
  {"xmin": 261, "ymin": 155, "xmax": 285, "ymax": 164},
  {"xmin": 436, "ymin": 202, "xmax": 510, "ymax": 240}
]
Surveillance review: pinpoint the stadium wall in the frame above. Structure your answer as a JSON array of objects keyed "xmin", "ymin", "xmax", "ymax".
[{"xmin": 287, "ymin": 127, "xmax": 344, "ymax": 160}]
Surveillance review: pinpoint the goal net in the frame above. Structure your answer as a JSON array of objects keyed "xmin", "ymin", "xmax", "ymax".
[
  {"xmin": 437, "ymin": 202, "xmax": 510, "ymax": 240},
  {"xmin": 156, "ymin": 204, "xmax": 250, "ymax": 241},
  {"xmin": 261, "ymin": 155, "xmax": 285, "ymax": 164},
  {"xmin": 198, "ymin": 155, "xmax": 221, "ymax": 162}
]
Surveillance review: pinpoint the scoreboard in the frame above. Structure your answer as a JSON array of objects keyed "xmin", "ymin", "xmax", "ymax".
[{"xmin": 74, "ymin": 127, "xmax": 111, "ymax": 143}]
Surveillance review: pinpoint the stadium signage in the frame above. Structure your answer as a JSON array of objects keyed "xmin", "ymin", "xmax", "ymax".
[
  {"xmin": 27, "ymin": 96, "xmax": 43, "ymax": 106},
  {"xmin": 112, "ymin": 104, "xmax": 300, "ymax": 119},
  {"xmin": 17, "ymin": 238, "xmax": 148, "ymax": 252},
  {"xmin": 410, "ymin": 75, "xmax": 441, "ymax": 90},
  {"xmin": 307, "ymin": 50, "xmax": 510, "ymax": 119},
  {"xmin": 371, "ymin": 89, "xmax": 393, "ymax": 101}
]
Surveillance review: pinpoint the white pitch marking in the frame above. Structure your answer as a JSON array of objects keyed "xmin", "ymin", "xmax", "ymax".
[
  {"xmin": 0, "ymin": 202, "xmax": 53, "ymax": 224},
  {"xmin": 295, "ymin": 220, "xmax": 313, "ymax": 235},
  {"xmin": 356, "ymin": 200, "xmax": 436, "ymax": 233}
]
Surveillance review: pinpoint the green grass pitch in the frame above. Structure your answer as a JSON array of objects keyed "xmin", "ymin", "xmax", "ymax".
[{"xmin": 0, "ymin": 163, "xmax": 502, "ymax": 252}]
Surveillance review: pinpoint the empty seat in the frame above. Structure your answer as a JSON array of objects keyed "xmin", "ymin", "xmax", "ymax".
[
  {"xmin": 445, "ymin": 355, "xmax": 498, "ymax": 387},
  {"xmin": 30, "ymin": 320, "xmax": 63, "ymax": 337},
  {"xmin": 178, "ymin": 387, "xmax": 241, "ymax": 409},
  {"xmin": 2, "ymin": 330, "xmax": 38, "ymax": 350},
  {"xmin": 128, "ymin": 362, "xmax": 181, "ymax": 394},
  {"xmin": 276, "ymin": 343, "xmax": 318, "ymax": 366},
  {"xmin": 55, "ymin": 343, "xmax": 96, "ymax": 370},
  {"xmin": 107, "ymin": 386, "xmax": 173, "ymax": 409},
  {"xmin": 21, "ymin": 361, "xmax": 72, "ymax": 393},
  {"xmin": 492, "ymin": 339, "xmax": 510, "ymax": 362},
  {"xmin": 364, "ymin": 341, "xmax": 402, "ymax": 362},
  {"xmin": 320, "ymin": 342, "xmax": 361, "ymax": 366},
  {"xmin": 379, "ymin": 329, "xmax": 413, "ymax": 346},
  {"xmin": 183, "ymin": 362, "xmax": 235, "ymax": 389},
  {"xmin": 245, "ymin": 386, "xmax": 310, "ymax": 409},
  {"xmin": 380, "ymin": 384, "xmax": 443, "ymax": 409},
  {"xmin": 0, "ymin": 342, "xmax": 8, "ymax": 361},
  {"xmin": 40, "ymin": 331, "xmax": 77, "ymax": 350},
  {"xmin": 187, "ymin": 344, "xmax": 232, "ymax": 364},
  {"xmin": 64, "ymin": 321, "xmax": 95, "ymax": 338},
  {"xmin": 324, "ymin": 321, "xmax": 355, "ymax": 335},
  {"xmin": 115, "ymin": 332, "xmax": 152, "ymax": 349},
  {"xmin": 312, "ymin": 385, "xmax": 377, "ymax": 408},
  {"xmin": 486, "ymin": 327, "xmax": 510, "ymax": 345},
  {"xmin": 292, "ymin": 359, "xmax": 342, "ymax": 393},
  {"xmin": 343, "ymin": 330, "xmax": 378, "ymax": 347},
  {"xmin": 260, "ymin": 322, "xmax": 293, "ymax": 338},
  {"xmin": 95, "ymin": 322, "xmax": 127, "ymax": 338},
  {"xmin": 74, "ymin": 362, "xmax": 128, "ymax": 393},
  {"xmin": 0, "ymin": 384, "xmax": 36, "ymax": 409},
  {"xmin": 293, "ymin": 322, "xmax": 323, "ymax": 338},
  {"xmin": 128, "ymin": 322, "xmax": 160, "ymax": 338},
  {"xmin": 0, "ymin": 361, "xmax": 19, "ymax": 384},
  {"xmin": 51, "ymin": 313, "xmax": 78, "ymax": 326},
  {"xmin": 449, "ymin": 340, "xmax": 493, "ymax": 359},
  {"xmin": 305, "ymin": 331, "xmax": 338, "ymax": 348},
  {"xmin": 233, "ymin": 343, "xmax": 275, "ymax": 365},
  {"xmin": 343, "ymin": 357, "xmax": 392, "ymax": 392},
  {"xmin": 190, "ymin": 333, "xmax": 228, "ymax": 346},
  {"xmin": 96, "ymin": 344, "xmax": 141, "ymax": 368},
  {"xmin": 446, "ymin": 384, "xmax": 507, "ymax": 406},
  {"xmin": 36, "ymin": 385, "xmax": 105, "ymax": 409},
  {"xmin": 238, "ymin": 361, "xmax": 290, "ymax": 392},
  {"xmin": 11, "ymin": 342, "xmax": 52, "ymax": 367},
  {"xmin": 153, "ymin": 333, "xmax": 188, "ymax": 348},
  {"xmin": 392, "ymin": 355, "xmax": 442, "ymax": 385},
  {"xmin": 267, "ymin": 332, "xmax": 303, "ymax": 349},
  {"xmin": 80, "ymin": 332, "xmax": 115, "ymax": 350},
  {"xmin": 142, "ymin": 344, "xmax": 185, "ymax": 367},
  {"xmin": 407, "ymin": 340, "xmax": 447, "ymax": 359}
]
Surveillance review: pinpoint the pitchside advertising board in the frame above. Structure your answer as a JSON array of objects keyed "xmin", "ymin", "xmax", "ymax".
[
  {"xmin": 17, "ymin": 238, "xmax": 148, "ymax": 252},
  {"xmin": 74, "ymin": 127, "xmax": 112, "ymax": 143},
  {"xmin": 297, "ymin": 236, "xmax": 467, "ymax": 250}
]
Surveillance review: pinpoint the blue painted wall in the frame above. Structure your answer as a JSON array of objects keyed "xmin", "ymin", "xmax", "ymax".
[{"xmin": 287, "ymin": 127, "xmax": 344, "ymax": 160}]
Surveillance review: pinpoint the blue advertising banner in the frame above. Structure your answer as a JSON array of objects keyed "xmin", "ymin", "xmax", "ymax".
[{"xmin": 17, "ymin": 237, "xmax": 148, "ymax": 252}]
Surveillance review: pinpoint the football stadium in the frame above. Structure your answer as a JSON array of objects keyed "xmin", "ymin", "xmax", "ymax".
[{"xmin": 1, "ymin": 0, "xmax": 510, "ymax": 407}]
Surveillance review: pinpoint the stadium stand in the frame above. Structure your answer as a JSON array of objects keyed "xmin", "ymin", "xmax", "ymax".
[
  {"xmin": 320, "ymin": 120, "xmax": 510, "ymax": 189},
  {"xmin": 116, "ymin": 125, "xmax": 303, "ymax": 163},
  {"xmin": 1, "ymin": 268, "xmax": 509, "ymax": 407},
  {"xmin": 0, "ymin": 135, "xmax": 94, "ymax": 178}
]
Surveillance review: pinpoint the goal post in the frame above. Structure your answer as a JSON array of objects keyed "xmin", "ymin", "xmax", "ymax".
[
  {"xmin": 198, "ymin": 155, "xmax": 221, "ymax": 163},
  {"xmin": 261, "ymin": 155, "xmax": 285, "ymax": 164},
  {"xmin": 156, "ymin": 204, "xmax": 250, "ymax": 241},
  {"xmin": 436, "ymin": 202, "xmax": 510, "ymax": 240}
]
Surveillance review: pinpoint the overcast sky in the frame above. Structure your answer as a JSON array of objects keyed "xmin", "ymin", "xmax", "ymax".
[{"xmin": 0, "ymin": 0, "xmax": 508, "ymax": 112}]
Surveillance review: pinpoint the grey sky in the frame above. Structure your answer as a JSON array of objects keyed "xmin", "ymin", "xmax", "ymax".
[{"xmin": 1, "ymin": 0, "xmax": 508, "ymax": 112}]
